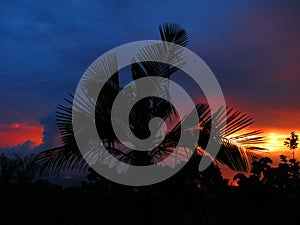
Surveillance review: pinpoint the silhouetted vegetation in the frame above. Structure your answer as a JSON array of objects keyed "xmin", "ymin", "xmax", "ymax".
[
  {"xmin": 234, "ymin": 155, "xmax": 300, "ymax": 190},
  {"xmin": 0, "ymin": 154, "xmax": 34, "ymax": 186},
  {"xmin": 1, "ymin": 153, "xmax": 300, "ymax": 225},
  {"xmin": 284, "ymin": 131, "xmax": 299, "ymax": 159}
]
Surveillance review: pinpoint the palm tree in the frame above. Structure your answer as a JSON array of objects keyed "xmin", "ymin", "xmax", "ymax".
[
  {"xmin": 35, "ymin": 24, "xmax": 266, "ymax": 183},
  {"xmin": 284, "ymin": 131, "xmax": 299, "ymax": 160}
]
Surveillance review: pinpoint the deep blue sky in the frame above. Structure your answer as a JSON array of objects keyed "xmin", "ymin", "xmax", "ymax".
[{"xmin": 1, "ymin": 0, "xmax": 300, "ymax": 151}]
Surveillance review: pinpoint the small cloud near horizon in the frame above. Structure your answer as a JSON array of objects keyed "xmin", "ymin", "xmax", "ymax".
[{"xmin": 0, "ymin": 113, "xmax": 61, "ymax": 156}]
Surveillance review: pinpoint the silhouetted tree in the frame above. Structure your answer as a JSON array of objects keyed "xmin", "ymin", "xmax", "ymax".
[
  {"xmin": 234, "ymin": 155, "xmax": 300, "ymax": 190},
  {"xmin": 35, "ymin": 24, "xmax": 266, "ymax": 189},
  {"xmin": 233, "ymin": 173, "xmax": 248, "ymax": 187},
  {"xmin": 0, "ymin": 154, "xmax": 35, "ymax": 186},
  {"xmin": 198, "ymin": 163, "xmax": 228, "ymax": 191},
  {"xmin": 284, "ymin": 131, "xmax": 298, "ymax": 160},
  {"xmin": 234, "ymin": 157, "xmax": 272, "ymax": 188},
  {"xmin": 252, "ymin": 157, "xmax": 273, "ymax": 184}
]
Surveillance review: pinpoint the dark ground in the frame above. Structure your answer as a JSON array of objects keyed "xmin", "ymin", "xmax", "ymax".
[{"xmin": 1, "ymin": 181, "xmax": 300, "ymax": 225}]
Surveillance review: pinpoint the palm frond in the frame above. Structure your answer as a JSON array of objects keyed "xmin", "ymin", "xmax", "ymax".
[
  {"xmin": 149, "ymin": 103, "xmax": 266, "ymax": 172},
  {"xmin": 215, "ymin": 138, "xmax": 263, "ymax": 172},
  {"xmin": 34, "ymin": 146, "xmax": 87, "ymax": 175},
  {"xmin": 131, "ymin": 23, "xmax": 187, "ymax": 81},
  {"xmin": 81, "ymin": 52, "xmax": 120, "ymax": 96},
  {"xmin": 159, "ymin": 23, "xmax": 188, "ymax": 47}
]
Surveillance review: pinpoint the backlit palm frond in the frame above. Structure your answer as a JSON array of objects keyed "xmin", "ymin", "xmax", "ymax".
[
  {"xmin": 227, "ymin": 130, "xmax": 266, "ymax": 145},
  {"xmin": 199, "ymin": 106, "xmax": 266, "ymax": 172},
  {"xmin": 151, "ymin": 103, "xmax": 267, "ymax": 172},
  {"xmin": 214, "ymin": 130, "xmax": 267, "ymax": 171},
  {"xmin": 215, "ymin": 138, "xmax": 264, "ymax": 172}
]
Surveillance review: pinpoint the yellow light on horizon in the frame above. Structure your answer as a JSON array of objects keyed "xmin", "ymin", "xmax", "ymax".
[
  {"xmin": 264, "ymin": 132, "xmax": 299, "ymax": 152},
  {"xmin": 228, "ymin": 129, "xmax": 299, "ymax": 152}
]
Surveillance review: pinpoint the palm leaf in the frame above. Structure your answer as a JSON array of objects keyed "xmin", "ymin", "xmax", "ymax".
[
  {"xmin": 149, "ymin": 103, "xmax": 266, "ymax": 172},
  {"xmin": 34, "ymin": 146, "xmax": 87, "ymax": 175},
  {"xmin": 81, "ymin": 52, "xmax": 120, "ymax": 96},
  {"xmin": 159, "ymin": 23, "xmax": 188, "ymax": 47}
]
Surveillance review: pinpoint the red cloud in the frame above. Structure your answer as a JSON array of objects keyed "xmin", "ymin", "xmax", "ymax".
[{"xmin": 0, "ymin": 123, "xmax": 43, "ymax": 147}]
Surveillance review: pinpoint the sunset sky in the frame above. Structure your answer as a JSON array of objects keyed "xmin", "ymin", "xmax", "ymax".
[{"xmin": 1, "ymin": 0, "xmax": 299, "ymax": 166}]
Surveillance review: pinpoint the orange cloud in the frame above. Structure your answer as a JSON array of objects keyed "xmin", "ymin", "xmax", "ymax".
[{"xmin": 0, "ymin": 123, "xmax": 44, "ymax": 148}]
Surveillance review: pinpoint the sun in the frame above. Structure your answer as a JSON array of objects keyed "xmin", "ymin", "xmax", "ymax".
[{"xmin": 265, "ymin": 132, "xmax": 286, "ymax": 151}]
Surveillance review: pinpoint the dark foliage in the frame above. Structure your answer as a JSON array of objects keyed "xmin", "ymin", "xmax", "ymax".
[
  {"xmin": 234, "ymin": 155, "xmax": 300, "ymax": 190},
  {"xmin": 1, "ymin": 154, "xmax": 300, "ymax": 224}
]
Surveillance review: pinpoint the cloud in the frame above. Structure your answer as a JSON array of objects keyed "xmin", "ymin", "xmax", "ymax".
[
  {"xmin": 0, "ymin": 123, "xmax": 43, "ymax": 147},
  {"xmin": 0, "ymin": 112, "xmax": 61, "ymax": 156},
  {"xmin": 34, "ymin": 113, "xmax": 61, "ymax": 151}
]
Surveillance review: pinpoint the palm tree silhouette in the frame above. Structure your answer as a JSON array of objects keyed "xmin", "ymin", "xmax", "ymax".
[{"xmin": 35, "ymin": 23, "xmax": 266, "ymax": 180}]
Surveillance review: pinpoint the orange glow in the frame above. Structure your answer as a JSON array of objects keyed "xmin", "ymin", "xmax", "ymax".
[
  {"xmin": 221, "ymin": 127, "xmax": 300, "ymax": 182},
  {"xmin": 227, "ymin": 127, "xmax": 300, "ymax": 152},
  {"xmin": 0, "ymin": 123, "xmax": 44, "ymax": 148},
  {"xmin": 256, "ymin": 128, "xmax": 300, "ymax": 158},
  {"xmin": 257, "ymin": 128, "xmax": 300, "ymax": 164},
  {"xmin": 263, "ymin": 132, "xmax": 287, "ymax": 152}
]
